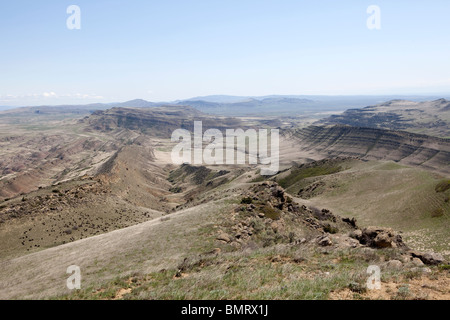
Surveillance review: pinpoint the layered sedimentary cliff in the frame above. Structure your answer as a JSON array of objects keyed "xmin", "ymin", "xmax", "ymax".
[
  {"xmin": 292, "ymin": 125, "xmax": 450, "ymax": 174},
  {"xmin": 83, "ymin": 106, "xmax": 244, "ymax": 136}
]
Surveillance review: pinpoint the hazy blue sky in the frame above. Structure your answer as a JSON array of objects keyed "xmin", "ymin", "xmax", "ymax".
[{"xmin": 1, "ymin": 0, "xmax": 450, "ymax": 105}]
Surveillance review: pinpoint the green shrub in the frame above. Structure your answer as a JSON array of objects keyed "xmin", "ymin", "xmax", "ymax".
[
  {"xmin": 278, "ymin": 165, "xmax": 342, "ymax": 189},
  {"xmin": 323, "ymin": 223, "xmax": 339, "ymax": 234},
  {"xmin": 435, "ymin": 180, "xmax": 450, "ymax": 193},
  {"xmin": 348, "ymin": 281, "xmax": 366, "ymax": 294},
  {"xmin": 394, "ymin": 285, "xmax": 410, "ymax": 300},
  {"xmin": 261, "ymin": 205, "xmax": 281, "ymax": 220},
  {"xmin": 431, "ymin": 208, "xmax": 444, "ymax": 218},
  {"xmin": 249, "ymin": 219, "xmax": 264, "ymax": 233},
  {"xmin": 241, "ymin": 197, "xmax": 253, "ymax": 204},
  {"xmin": 169, "ymin": 186, "xmax": 183, "ymax": 193}
]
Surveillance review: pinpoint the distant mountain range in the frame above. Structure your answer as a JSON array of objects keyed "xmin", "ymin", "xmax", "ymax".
[{"xmin": 2, "ymin": 95, "xmax": 450, "ymax": 116}]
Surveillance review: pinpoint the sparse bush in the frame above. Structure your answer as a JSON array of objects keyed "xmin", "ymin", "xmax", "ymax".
[
  {"xmin": 403, "ymin": 269, "xmax": 422, "ymax": 280},
  {"xmin": 169, "ymin": 186, "xmax": 182, "ymax": 193},
  {"xmin": 261, "ymin": 205, "xmax": 281, "ymax": 220},
  {"xmin": 310, "ymin": 206, "xmax": 322, "ymax": 218},
  {"xmin": 348, "ymin": 281, "xmax": 366, "ymax": 294},
  {"xmin": 262, "ymin": 236, "xmax": 275, "ymax": 248},
  {"xmin": 323, "ymin": 223, "xmax": 339, "ymax": 234},
  {"xmin": 288, "ymin": 232, "xmax": 296, "ymax": 243},
  {"xmin": 249, "ymin": 219, "xmax": 264, "ymax": 233},
  {"xmin": 431, "ymin": 208, "xmax": 444, "ymax": 218},
  {"xmin": 435, "ymin": 180, "xmax": 450, "ymax": 193},
  {"xmin": 241, "ymin": 197, "xmax": 253, "ymax": 204},
  {"xmin": 394, "ymin": 285, "xmax": 410, "ymax": 300}
]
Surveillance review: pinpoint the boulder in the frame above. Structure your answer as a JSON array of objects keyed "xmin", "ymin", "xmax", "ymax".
[
  {"xmin": 217, "ymin": 232, "xmax": 232, "ymax": 243},
  {"xmin": 271, "ymin": 186, "xmax": 285, "ymax": 200},
  {"xmin": 342, "ymin": 217, "xmax": 357, "ymax": 228},
  {"xmin": 422, "ymin": 267, "xmax": 432, "ymax": 274},
  {"xmin": 349, "ymin": 229, "xmax": 362, "ymax": 240},
  {"xmin": 411, "ymin": 267, "xmax": 432, "ymax": 274},
  {"xmin": 386, "ymin": 260, "xmax": 403, "ymax": 269},
  {"xmin": 411, "ymin": 257, "xmax": 424, "ymax": 266},
  {"xmin": 411, "ymin": 251, "xmax": 445, "ymax": 266},
  {"xmin": 373, "ymin": 233, "xmax": 392, "ymax": 248},
  {"xmin": 270, "ymin": 221, "xmax": 283, "ymax": 233},
  {"xmin": 359, "ymin": 226, "xmax": 406, "ymax": 249},
  {"xmin": 339, "ymin": 236, "xmax": 360, "ymax": 249},
  {"xmin": 318, "ymin": 236, "xmax": 333, "ymax": 247}
]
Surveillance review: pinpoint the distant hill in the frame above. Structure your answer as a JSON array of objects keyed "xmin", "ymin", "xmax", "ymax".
[
  {"xmin": 83, "ymin": 106, "xmax": 245, "ymax": 137},
  {"xmin": 112, "ymin": 99, "xmax": 157, "ymax": 108},
  {"xmin": 182, "ymin": 95, "xmax": 250, "ymax": 103},
  {"xmin": 174, "ymin": 97, "xmax": 317, "ymax": 115},
  {"xmin": 320, "ymin": 99, "xmax": 450, "ymax": 138},
  {"xmin": 2, "ymin": 95, "xmax": 450, "ymax": 117},
  {"xmin": 291, "ymin": 124, "xmax": 450, "ymax": 175},
  {"xmin": 177, "ymin": 95, "xmax": 450, "ymax": 116}
]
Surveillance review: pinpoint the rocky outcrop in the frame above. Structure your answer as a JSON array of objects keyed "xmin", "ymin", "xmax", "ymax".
[
  {"xmin": 215, "ymin": 182, "xmax": 447, "ymax": 267},
  {"xmin": 358, "ymin": 226, "xmax": 407, "ymax": 249},
  {"xmin": 411, "ymin": 251, "xmax": 446, "ymax": 266}
]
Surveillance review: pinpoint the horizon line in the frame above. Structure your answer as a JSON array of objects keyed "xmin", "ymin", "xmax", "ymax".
[{"xmin": 2, "ymin": 93, "xmax": 450, "ymax": 109}]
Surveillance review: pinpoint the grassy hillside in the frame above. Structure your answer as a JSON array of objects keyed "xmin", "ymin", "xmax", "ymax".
[
  {"xmin": 55, "ymin": 180, "xmax": 449, "ymax": 301},
  {"xmin": 287, "ymin": 160, "xmax": 450, "ymax": 258}
]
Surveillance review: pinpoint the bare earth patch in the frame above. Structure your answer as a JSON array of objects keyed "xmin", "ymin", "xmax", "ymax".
[{"xmin": 330, "ymin": 272, "xmax": 450, "ymax": 300}]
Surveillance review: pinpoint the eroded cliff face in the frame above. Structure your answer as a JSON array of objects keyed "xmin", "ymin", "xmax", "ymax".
[
  {"xmin": 83, "ymin": 106, "xmax": 244, "ymax": 137},
  {"xmin": 320, "ymin": 99, "xmax": 450, "ymax": 138},
  {"xmin": 292, "ymin": 125, "xmax": 450, "ymax": 174}
]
